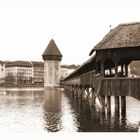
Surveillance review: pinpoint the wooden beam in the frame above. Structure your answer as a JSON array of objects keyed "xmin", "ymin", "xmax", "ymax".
[
  {"xmin": 101, "ymin": 96, "xmax": 105, "ymax": 113},
  {"xmin": 125, "ymin": 64, "xmax": 128, "ymax": 77},
  {"xmin": 121, "ymin": 96, "xmax": 126, "ymax": 115},
  {"xmin": 107, "ymin": 96, "xmax": 111, "ymax": 113},
  {"xmin": 114, "ymin": 96, "xmax": 120, "ymax": 113},
  {"xmin": 115, "ymin": 62, "xmax": 118, "ymax": 77},
  {"xmin": 101, "ymin": 60, "xmax": 105, "ymax": 77}
]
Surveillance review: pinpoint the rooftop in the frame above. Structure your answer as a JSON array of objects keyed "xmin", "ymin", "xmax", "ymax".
[
  {"xmin": 5, "ymin": 61, "xmax": 33, "ymax": 68},
  {"xmin": 64, "ymin": 54, "xmax": 96, "ymax": 80},
  {"xmin": 0, "ymin": 60, "xmax": 5, "ymax": 64},
  {"xmin": 61, "ymin": 64, "xmax": 79, "ymax": 69},
  {"xmin": 31, "ymin": 61, "xmax": 44, "ymax": 67}
]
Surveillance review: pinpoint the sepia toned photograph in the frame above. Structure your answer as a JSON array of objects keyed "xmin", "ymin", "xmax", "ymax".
[{"xmin": 0, "ymin": 0, "xmax": 140, "ymax": 139}]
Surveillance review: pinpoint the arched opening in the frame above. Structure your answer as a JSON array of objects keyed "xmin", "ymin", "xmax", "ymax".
[
  {"xmin": 118, "ymin": 58, "xmax": 131, "ymax": 77},
  {"xmin": 104, "ymin": 58, "xmax": 115, "ymax": 77}
]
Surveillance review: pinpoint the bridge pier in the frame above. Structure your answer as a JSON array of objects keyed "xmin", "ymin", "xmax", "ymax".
[
  {"xmin": 91, "ymin": 88, "xmax": 96, "ymax": 105},
  {"xmin": 79, "ymin": 86, "xmax": 83, "ymax": 99},
  {"xmin": 121, "ymin": 96, "xmax": 126, "ymax": 115},
  {"xmin": 125, "ymin": 64, "xmax": 128, "ymax": 77},
  {"xmin": 101, "ymin": 96, "xmax": 105, "ymax": 113},
  {"xmin": 85, "ymin": 86, "xmax": 90, "ymax": 100},
  {"xmin": 114, "ymin": 96, "xmax": 120, "ymax": 113},
  {"xmin": 81, "ymin": 87, "xmax": 86, "ymax": 100},
  {"xmin": 107, "ymin": 96, "xmax": 111, "ymax": 113},
  {"xmin": 72, "ymin": 88, "xmax": 74, "ymax": 98},
  {"xmin": 77, "ymin": 86, "xmax": 81, "ymax": 98}
]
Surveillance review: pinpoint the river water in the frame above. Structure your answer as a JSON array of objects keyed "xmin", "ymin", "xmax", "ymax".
[{"xmin": 0, "ymin": 88, "xmax": 140, "ymax": 133}]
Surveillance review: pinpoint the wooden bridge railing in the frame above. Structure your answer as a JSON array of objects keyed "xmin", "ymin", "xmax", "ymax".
[
  {"xmin": 80, "ymin": 70, "xmax": 96, "ymax": 86},
  {"xmin": 63, "ymin": 70, "xmax": 140, "ymax": 100},
  {"xmin": 63, "ymin": 77, "xmax": 80, "ymax": 86},
  {"xmin": 100, "ymin": 77, "xmax": 140, "ymax": 99},
  {"xmin": 64, "ymin": 70, "xmax": 103, "ymax": 91}
]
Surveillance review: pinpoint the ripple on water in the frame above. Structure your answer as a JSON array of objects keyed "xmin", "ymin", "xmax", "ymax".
[{"xmin": 0, "ymin": 90, "xmax": 140, "ymax": 132}]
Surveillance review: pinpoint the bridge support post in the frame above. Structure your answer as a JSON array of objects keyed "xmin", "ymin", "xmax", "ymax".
[
  {"xmin": 115, "ymin": 62, "xmax": 118, "ymax": 77},
  {"xmin": 73, "ymin": 86, "xmax": 77, "ymax": 98},
  {"xmin": 79, "ymin": 86, "xmax": 82, "ymax": 99},
  {"xmin": 114, "ymin": 96, "xmax": 120, "ymax": 113},
  {"xmin": 81, "ymin": 86, "xmax": 84, "ymax": 100},
  {"xmin": 101, "ymin": 96, "xmax": 105, "ymax": 113},
  {"xmin": 121, "ymin": 64, "xmax": 124, "ymax": 74},
  {"xmin": 77, "ymin": 86, "xmax": 79, "ymax": 98},
  {"xmin": 125, "ymin": 64, "xmax": 128, "ymax": 77},
  {"xmin": 91, "ymin": 88, "xmax": 95, "ymax": 105},
  {"xmin": 71, "ymin": 86, "xmax": 74, "ymax": 98},
  {"xmin": 85, "ymin": 86, "xmax": 90, "ymax": 100},
  {"xmin": 121, "ymin": 96, "xmax": 126, "ymax": 115},
  {"xmin": 109, "ymin": 68, "xmax": 112, "ymax": 76},
  {"xmin": 81, "ymin": 87, "xmax": 86, "ymax": 101},
  {"xmin": 72, "ymin": 89, "xmax": 74, "ymax": 98},
  {"xmin": 107, "ymin": 96, "xmax": 111, "ymax": 113},
  {"xmin": 77, "ymin": 86, "xmax": 80, "ymax": 98}
]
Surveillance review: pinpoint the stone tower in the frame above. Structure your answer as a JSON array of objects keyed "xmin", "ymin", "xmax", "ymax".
[{"xmin": 42, "ymin": 39, "xmax": 62, "ymax": 88}]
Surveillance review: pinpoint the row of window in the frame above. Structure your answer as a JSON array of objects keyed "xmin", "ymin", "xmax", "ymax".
[
  {"xmin": 17, "ymin": 69, "xmax": 32, "ymax": 72},
  {"xmin": 17, "ymin": 72, "xmax": 32, "ymax": 76}
]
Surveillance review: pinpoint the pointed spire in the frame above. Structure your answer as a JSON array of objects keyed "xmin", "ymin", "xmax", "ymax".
[{"xmin": 42, "ymin": 39, "xmax": 62, "ymax": 61}]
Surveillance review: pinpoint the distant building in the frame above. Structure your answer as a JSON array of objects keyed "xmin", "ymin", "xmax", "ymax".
[
  {"xmin": 61, "ymin": 65, "xmax": 68, "ymax": 79},
  {"xmin": 5, "ymin": 61, "xmax": 33, "ymax": 84},
  {"xmin": 0, "ymin": 59, "xmax": 78, "ymax": 85},
  {"xmin": 0, "ymin": 61, "xmax": 5, "ymax": 83},
  {"xmin": 61, "ymin": 64, "xmax": 79, "ymax": 79},
  {"xmin": 31, "ymin": 61, "xmax": 44, "ymax": 83},
  {"xmin": 129, "ymin": 61, "xmax": 140, "ymax": 77}
]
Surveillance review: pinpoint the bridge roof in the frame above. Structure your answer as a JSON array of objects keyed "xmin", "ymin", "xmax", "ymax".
[
  {"xmin": 64, "ymin": 54, "xmax": 96, "ymax": 80},
  {"xmin": 90, "ymin": 22, "xmax": 140, "ymax": 55}
]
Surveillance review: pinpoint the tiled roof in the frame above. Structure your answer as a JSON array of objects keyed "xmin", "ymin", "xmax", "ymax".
[{"xmin": 90, "ymin": 22, "xmax": 140, "ymax": 55}]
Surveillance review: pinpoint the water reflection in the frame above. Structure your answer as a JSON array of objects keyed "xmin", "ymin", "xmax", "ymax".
[
  {"xmin": 43, "ymin": 89, "xmax": 62, "ymax": 132},
  {"xmin": 43, "ymin": 89, "xmax": 78, "ymax": 132},
  {"xmin": 0, "ymin": 89, "xmax": 140, "ymax": 132},
  {"xmin": 60, "ymin": 93, "xmax": 78, "ymax": 132},
  {"xmin": 65, "ymin": 92, "xmax": 140, "ymax": 132}
]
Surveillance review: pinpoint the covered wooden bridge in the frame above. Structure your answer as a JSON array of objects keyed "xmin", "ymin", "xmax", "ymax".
[{"xmin": 63, "ymin": 22, "xmax": 140, "ymax": 113}]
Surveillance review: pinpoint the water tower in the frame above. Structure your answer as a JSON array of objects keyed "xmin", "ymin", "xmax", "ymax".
[{"xmin": 42, "ymin": 39, "xmax": 62, "ymax": 88}]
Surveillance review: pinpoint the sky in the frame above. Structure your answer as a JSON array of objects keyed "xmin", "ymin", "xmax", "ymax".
[{"xmin": 0, "ymin": 0, "xmax": 140, "ymax": 65}]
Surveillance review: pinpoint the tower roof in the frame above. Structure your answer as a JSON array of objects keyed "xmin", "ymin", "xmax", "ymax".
[{"xmin": 42, "ymin": 39, "xmax": 62, "ymax": 61}]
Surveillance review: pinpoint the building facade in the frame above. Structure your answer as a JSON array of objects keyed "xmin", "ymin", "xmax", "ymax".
[
  {"xmin": 31, "ymin": 61, "xmax": 44, "ymax": 83},
  {"xmin": 61, "ymin": 64, "xmax": 79, "ymax": 80},
  {"xmin": 0, "ymin": 61, "xmax": 5, "ymax": 83},
  {"xmin": 0, "ymin": 60, "xmax": 78, "ymax": 85},
  {"xmin": 5, "ymin": 61, "xmax": 33, "ymax": 84}
]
